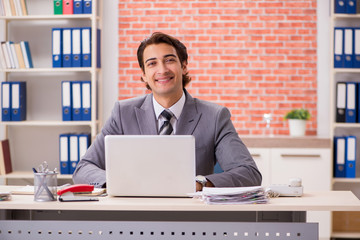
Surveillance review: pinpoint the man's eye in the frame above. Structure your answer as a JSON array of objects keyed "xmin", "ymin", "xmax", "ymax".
[
  {"xmin": 166, "ymin": 58, "xmax": 175, "ymax": 63},
  {"xmin": 147, "ymin": 62, "xmax": 156, "ymax": 67}
]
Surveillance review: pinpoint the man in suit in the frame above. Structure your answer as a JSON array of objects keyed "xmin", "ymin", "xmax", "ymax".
[{"xmin": 73, "ymin": 32, "xmax": 262, "ymax": 190}]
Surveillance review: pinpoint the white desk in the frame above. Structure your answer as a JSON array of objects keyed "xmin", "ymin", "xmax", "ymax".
[{"xmin": 0, "ymin": 187, "xmax": 359, "ymax": 240}]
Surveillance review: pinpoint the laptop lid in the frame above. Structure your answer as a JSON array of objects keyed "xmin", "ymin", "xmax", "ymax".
[{"xmin": 105, "ymin": 135, "xmax": 196, "ymax": 197}]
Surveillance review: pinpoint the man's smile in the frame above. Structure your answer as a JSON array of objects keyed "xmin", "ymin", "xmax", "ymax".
[{"xmin": 156, "ymin": 76, "xmax": 174, "ymax": 82}]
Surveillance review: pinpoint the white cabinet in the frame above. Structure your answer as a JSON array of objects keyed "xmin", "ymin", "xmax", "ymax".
[
  {"xmin": 249, "ymin": 147, "xmax": 331, "ymax": 189},
  {"xmin": 270, "ymin": 148, "xmax": 332, "ymax": 191},
  {"xmin": 248, "ymin": 148, "xmax": 271, "ymax": 187},
  {"xmin": 249, "ymin": 147, "xmax": 331, "ymax": 240}
]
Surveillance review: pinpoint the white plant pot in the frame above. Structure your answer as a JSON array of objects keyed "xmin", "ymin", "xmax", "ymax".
[{"xmin": 288, "ymin": 119, "xmax": 306, "ymax": 137}]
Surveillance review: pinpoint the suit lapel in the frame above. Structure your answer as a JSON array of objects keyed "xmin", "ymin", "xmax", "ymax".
[
  {"xmin": 176, "ymin": 90, "xmax": 202, "ymax": 135},
  {"xmin": 135, "ymin": 94, "xmax": 158, "ymax": 135}
]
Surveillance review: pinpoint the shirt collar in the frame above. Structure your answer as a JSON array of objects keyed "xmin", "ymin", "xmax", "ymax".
[{"xmin": 153, "ymin": 91, "xmax": 185, "ymax": 120}]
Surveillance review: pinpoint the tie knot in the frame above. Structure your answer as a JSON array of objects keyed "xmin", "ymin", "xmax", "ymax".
[{"xmin": 161, "ymin": 110, "xmax": 173, "ymax": 121}]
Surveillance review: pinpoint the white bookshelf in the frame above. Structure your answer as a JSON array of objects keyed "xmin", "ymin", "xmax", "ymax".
[
  {"xmin": 330, "ymin": 1, "xmax": 360, "ymax": 239},
  {"xmin": 0, "ymin": 0, "xmax": 103, "ymax": 182}
]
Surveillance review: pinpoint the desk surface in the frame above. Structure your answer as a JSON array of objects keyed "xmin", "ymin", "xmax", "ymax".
[{"xmin": 1, "ymin": 186, "xmax": 359, "ymax": 212}]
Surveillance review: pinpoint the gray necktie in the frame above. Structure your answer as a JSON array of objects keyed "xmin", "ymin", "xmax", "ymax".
[{"xmin": 159, "ymin": 110, "xmax": 173, "ymax": 135}]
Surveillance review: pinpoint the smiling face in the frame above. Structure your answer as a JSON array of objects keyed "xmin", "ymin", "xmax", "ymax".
[{"xmin": 141, "ymin": 43, "xmax": 187, "ymax": 108}]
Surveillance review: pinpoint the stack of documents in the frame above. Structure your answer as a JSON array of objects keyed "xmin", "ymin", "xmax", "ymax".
[{"xmin": 198, "ymin": 186, "xmax": 268, "ymax": 205}]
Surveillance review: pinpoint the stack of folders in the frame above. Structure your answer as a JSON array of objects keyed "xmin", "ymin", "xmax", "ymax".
[
  {"xmin": 0, "ymin": 0, "xmax": 28, "ymax": 16},
  {"xmin": 334, "ymin": 136, "xmax": 357, "ymax": 178},
  {"xmin": 199, "ymin": 186, "xmax": 268, "ymax": 205},
  {"xmin": 52, "ymin": 27, "xmax": 101, "ymax": 68},
  {"xmin": 0, "ymin": 41, "xmax": 33, "ymax": 69},
  {"xmin": 54, "ymin": 0, "xmax": 92, "ymax": 15},
  {"xmin": 335, "ymin": 82, "xmax": 360, "ymax": 123},
  {"xmin": 1, "ymin": 82, "xmax": 26, "ymax": 121},
  {"xmin": 334, "ymin": 0, "xmax": 359, "ymax": 14},
  {"xmin": 334, "ymin": 27, "xmax": 360, "ymax": 68},
  {"xmin": 59, "ymin": 133, "xmax": 90, "ymax": 174},
  {"xmin": 62, "ymin": 81, "xmax": 91, "ymax": 121}
]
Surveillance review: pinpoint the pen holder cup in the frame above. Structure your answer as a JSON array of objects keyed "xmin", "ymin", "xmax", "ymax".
[{"xmin": 34, "ymin": 172, "xmax": 58, "ymax": 202}]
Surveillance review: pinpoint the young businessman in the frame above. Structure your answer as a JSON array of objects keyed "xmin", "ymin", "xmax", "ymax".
[{"xmin": 73, "ymin": 32, "xmax": 262, "ymax": 191}]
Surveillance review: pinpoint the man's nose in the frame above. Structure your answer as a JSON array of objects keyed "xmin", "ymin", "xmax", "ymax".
[{"xmin": 157, "ymin": 62, "xmax": 169, "ymax": 73}]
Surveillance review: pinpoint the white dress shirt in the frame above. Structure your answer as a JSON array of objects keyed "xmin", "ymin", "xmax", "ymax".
[{"xmin": 153, "ymin": 91, "xmax": 186, "ymax": 134}]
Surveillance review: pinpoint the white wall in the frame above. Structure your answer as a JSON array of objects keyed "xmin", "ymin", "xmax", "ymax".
[{"xmin": 101, "ymin": 1, "xmax": 118, "ymax": 121}]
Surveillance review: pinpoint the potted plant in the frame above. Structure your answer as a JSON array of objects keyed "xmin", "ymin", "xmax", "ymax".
[{"xmin": 284, "ymin": 109, "xmax": 311, "ymax": 137}]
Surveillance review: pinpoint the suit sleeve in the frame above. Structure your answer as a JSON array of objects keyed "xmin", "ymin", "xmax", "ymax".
[
  {"xmin": 72, "ymin": 102, "xmax": 123, "ymax": 187},
  {"xmin": 205, "ymin": 107, "xmax": 262, "ymax": 187}
]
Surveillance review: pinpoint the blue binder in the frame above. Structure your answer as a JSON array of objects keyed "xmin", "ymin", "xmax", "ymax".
[
  {"xmin": 11, "ymin": 82, "xmax": 26, "ymax": 121},
  {"xmin": 52, "ymin": 28, "xmax": 62, "ymax": 68},
  {"xmin": 81, "ymin": 27, "xmax": 91, "ymax": 67},
  {"xmin": 69, "ymin": 134, "xmax": 79, "ymax": 174},
  {"xmin": 20, "ymin": 41, "xmax": 33, "ymax": 68},
  {"xmin": 345, "ymin": 136, "xmax": 356, "ymax": 178},
  {"xmin": 59, "ymin": 134, "xmax": 70, "ymax": 174},
  {"xmin": 71, "ymin": 28, "xmax": 82, "ymax": 67},
  {"xmin": 344, "ymin": 28, "xmax": 354, "ymax": 68},
  {"xmin": 83, "ymin": 0, "xmax": 92, "ymax": 14},
  {"xmin": 334, "ymin": 137, "xmax": 346, "ymax": 178},
  {"xmin": 72, "ymin": 81, "xmax": 82, "ymax": 121},
  {"xmin": 334, "ymin": 28, "xmax": 344, "ymax": 68},
  {"xmin": 346, "ymin": 82, "xmax": 357, "ymax": 123},
  {"xmin": 347, "ymin": 0, "xmax": 357, "ymax": 13},
  {"xmin": 1, "ymin": 82, "xmax": 11, "ymax": 121},
  {"xmin": 81, "ymin": 81, "xmax": 91, "ymax": 121},
  {"xmin": 354, "ymin": 28, "xmax": 360, "ymax": 68},
  {"xmin": 73, "ymin": 0, "xmax": 83, "ymax": 14},
  {"xmin": 61, "ymin": 81, "xmax": 72, "ymax": 121},
  {"xmin": 335, "ymin": 0, "xmax": 347, "ymax": 13},
  {"xmin": 78, "ymin": 133, "xmax": 90, "ymax": 163},
  {"xmin": 62, "ymin": 28, "xmax": 72, "ymax": 68}
]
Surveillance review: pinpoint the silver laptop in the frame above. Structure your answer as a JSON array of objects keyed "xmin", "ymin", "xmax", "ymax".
[{"xmin": 105, "ymin": 135, "xmax": 196, "ymax": 197}]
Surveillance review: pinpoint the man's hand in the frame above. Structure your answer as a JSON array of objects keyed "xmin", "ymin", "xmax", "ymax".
[{"xmin": 196, "ymin": 180, "xmax": 214, "ymax": 191}]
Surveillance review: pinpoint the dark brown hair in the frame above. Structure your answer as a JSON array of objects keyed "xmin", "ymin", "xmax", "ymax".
[{"xmin": 137, "ymin": 32, "xmax": 191, "ymax": 90}]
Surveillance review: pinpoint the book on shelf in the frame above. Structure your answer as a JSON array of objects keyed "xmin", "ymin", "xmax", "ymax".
[
  {"xmin": 0, "ymin": 41, "xmax": 33, "ymax": 69},
  {"xmin": 0, "ymin": 0, "xmax": 28, "ymax": 16},
  {"xmin": 0, "ymin": 139, "xmax": 12, "ymax": 175}
]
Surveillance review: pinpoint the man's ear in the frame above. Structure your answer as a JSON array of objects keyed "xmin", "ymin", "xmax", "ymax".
[
  {"xmin": 141, "ymin": 71, "xmax": 146, "ymax": 83},
  {"xmin": 182, "ymin": 61, "xmax": 188, "ymax": 74}
]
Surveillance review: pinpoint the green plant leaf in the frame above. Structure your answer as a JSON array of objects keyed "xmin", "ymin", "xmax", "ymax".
[{"xmin": 284, "ymin": 109, "xmax": 311, "ymax": 120}]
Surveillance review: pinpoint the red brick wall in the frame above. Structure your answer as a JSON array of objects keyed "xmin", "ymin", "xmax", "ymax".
[{"xmin": 118, "ymin": 0, "xmax": 317, "ymax": 135}]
